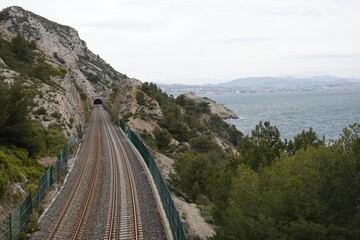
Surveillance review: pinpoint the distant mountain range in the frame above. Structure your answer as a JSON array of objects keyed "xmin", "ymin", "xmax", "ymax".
[{"xmin": 160, "ymin": 75, "xmax": 360, "ymax": 89}]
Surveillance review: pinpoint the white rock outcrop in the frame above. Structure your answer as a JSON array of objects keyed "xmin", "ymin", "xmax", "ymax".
[{"xmin": 184, "ymin": 92, "xmax": 238, "ymax": 119}]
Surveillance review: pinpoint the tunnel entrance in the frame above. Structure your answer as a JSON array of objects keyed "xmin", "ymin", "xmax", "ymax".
[{"xmin": 94, "ymin": 98, "xmax": 103, "ymax": 105}]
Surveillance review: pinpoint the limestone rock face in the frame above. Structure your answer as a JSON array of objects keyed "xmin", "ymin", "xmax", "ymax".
[
  {"xmin": 112, "ymin": 78, "xmax": 163, "ymax": 133},
  {"xmin": 2, "ymin": 6, "xmax": 127, "ymax": 94},
  {"xmin": 3, "ymin": 6, "xmax": 84, "ymax": 70},
  {"xmin": 0, "ymin": 6, "xmax": 128, "ymax": 135},
  {"xmin": 184, "ymin": 92, "xmax": 238, "ymax": 119}
]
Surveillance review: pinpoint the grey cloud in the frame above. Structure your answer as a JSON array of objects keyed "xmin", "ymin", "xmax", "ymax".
[
  {"xmin": 257, "ymin": 3, "xmax": 325, "ymax": 17},
  {"xmin": 214, "ymin": 37, "xmax": 272, "ymax": 44},
  {"xmin": 289, "ymin": 54, "xmax": 360, "ymax": 60},
  {"xmin": 79, "ymin": 20, "xmax": 167, "ymax": 30},
  {"xmin": 262, "ymin": 8, "xmax": 323, "ymax": 17}
]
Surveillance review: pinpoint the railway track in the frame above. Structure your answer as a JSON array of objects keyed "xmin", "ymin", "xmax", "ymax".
[
  {"xmin": 101, "ymin": 107, "xmax": 143, "ymax": 240},
  {"xmin": 47, "ymin": 107, "xmax": 102, "ymax": 240},
  {"xmin": 44, "ymin": 106, "xmax": 143, "ymax": 239},
  {"xmin": 102, "ymin": 110, "xmax": 120, "ymax": 239}
]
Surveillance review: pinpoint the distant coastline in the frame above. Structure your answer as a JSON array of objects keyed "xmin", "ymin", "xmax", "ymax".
[
  {"xmin": 162, "ymin": 83, "xmax": 360, "ymax": 97},
  {"xmin": 160, "ymin": 75, "xmax": 360, "ymax": 97}
]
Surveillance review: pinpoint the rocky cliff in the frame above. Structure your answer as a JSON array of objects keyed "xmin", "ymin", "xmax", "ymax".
[
  {"xmin": 0, "ymin": 6, "xmax": 133, "ymax": 135},
  {"xmin": 184, "ymin": 92, "xmax": 238, "ymax": 119},
  {"xmin": 0, "ymin": 7, "xmax": 242, "ymax": 239}
]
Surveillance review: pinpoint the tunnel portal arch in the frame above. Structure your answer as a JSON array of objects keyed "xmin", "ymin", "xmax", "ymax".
[{"xmin": 93, "ymin": 98, "xmax": 103, "ymax": 105}]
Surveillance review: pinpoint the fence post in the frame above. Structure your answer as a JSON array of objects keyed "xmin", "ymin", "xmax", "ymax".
[
  {"xmin": 29, "ymin": 190, "xmax": 33, "ymax": 215},
  {"xmin": 58, "ymin": 151, "xmax": 62, "ymax": 182},
  {"xmin": 50, "ymin": 166, "xmax": 53, "ymax": 186},
  {"xmin": 76, "ymin": 124, "xmax": 83, "ymax": 139},
  {"xmin": 9, "ymin": 212, "xmax": 12, "ymax": 240},
  {"xmin": 37, "ymin": 183, "xmax": 40, "ymax": 208}
]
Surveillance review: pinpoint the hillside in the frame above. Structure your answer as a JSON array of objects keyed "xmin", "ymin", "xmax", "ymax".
[
  {"xmin": 205, "ymin": 75, "xmax": 360, "ymax": 88},
  {"xmin": 0, "ymin": 5, "xmax": 133, "ymax": 223},
  {"xmin": 2, "ymin": 6, "xmax": 357, "ymax": 240},
  {"xmin": 112, "ymin": 81, "xmax": 244, "ymax": 239},
  {"xmin": 183, "ymin": 92, "xmax": 238, "ymax": 119},
  {"xmin": 0, "ymin": 6, "xmax": 243, "ymax": 239},
  {"xmin": 159, "ymin": 75, "xmax": 360, "ymax": 96},
  {"xmin": 113, "ymin": 82, "xmax": 243, "ymax": 152},
  {"xmin": 0, "ymin": 6, "xmax": 132, "ymax": 133}
]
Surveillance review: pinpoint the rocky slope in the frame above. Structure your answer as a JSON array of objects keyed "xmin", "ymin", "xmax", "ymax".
[
  {"xmin": 184, "ymin": 92, "xmax": 238, "ymax": 119},
  {"xmin": 0, "ymin": 6, "xmax": 133, "ymax": 134},
  {"xmin": 0, "ymin": 7, "xmax": 240, "ymax": 239},
  {"xmin": 112, "ymin": 79, "xmax": 163, "ymax": 133}
]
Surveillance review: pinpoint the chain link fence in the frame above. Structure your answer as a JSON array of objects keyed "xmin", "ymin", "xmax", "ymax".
[
  {"xmin": 0, "ymin": 126, "xmax": 82, "ymax": 240},
  {"xmin": 118, "ymin": 119, "xmax": 187, "ymax": 240}
]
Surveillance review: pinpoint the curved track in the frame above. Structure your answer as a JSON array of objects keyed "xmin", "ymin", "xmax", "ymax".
[
  {"xmin": 47, "ymin": 107, "xmax": 102, "ymax": 240},
  {"xmin": 100, "ymin": 108, "xmax": 143, "ymax": 240},
  {"xmin": 45, "ymin": 106, "xmax": 143, "ymax": 239}
]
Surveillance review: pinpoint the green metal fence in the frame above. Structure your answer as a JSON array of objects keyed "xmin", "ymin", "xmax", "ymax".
[
  {"xmin": 0, "ymin": 127, "xmax": 82, "ymax": 240},
  {"xmin": 118, "ymin": 119, "xmax": 126, "ymax": 132},
  {"xmin": 119, "ymin": 119, "xmax": 187, "ymax": 240}
]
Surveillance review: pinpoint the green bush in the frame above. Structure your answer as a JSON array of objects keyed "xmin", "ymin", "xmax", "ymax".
[
  {"xmin": 80, "ymin": 92, "xmax": 87, "ymax": 101},
  {"xmin": 0, "ymin": 34, "xmax": 63, "ymax": 85},
  {"xmin": 136, "ymin": 90, "xmax": 146, "ymax": 105},
  {"xmin": 85, "ymin": 72, "xmax": 100, "ymax": 83},
  {"xmin": 198, "ymin": 204, "xmax": 214, "ymax": 224},
  {"xmin": 153, "ymin": 127, "xmax": 172, "ymax": 151},
  {"xmin": 46, "ymin": 125, "xmax": 67, "ymax": 157},
  {"xmin": 0, "ymin": 175, "xmax": 7, "ymax": 199},
  {"xmin": 189, "ymin": 136, "xmax": 220, "ymax": 153},
  {"xmin": 24, "ymin": 214, "xmax": 40, "ymax": 233},
  {"xmin": 171, "ymin": 152, "xmax": 220, "ymax": 201},
  {"xmin": 32, "ymin": 62, "xmax": 62, "ymax": 82},
  {"xmin": 0, "ymin": 12, "xmax": 6, "ymax": 21},
  {"xmin": 33, "ymin": 106, "xmax": 47, "ymax": 115},
  {"xmin": 11, "ymin": 34, "xmax": 34, "ymax": 62},
  {"xmin": 0, "ymin": 145, "xmax": 46, "ymax": 200},
  {"xmin": 50, "ymin": 111, "xmax": 61, "ymax": 119},
  {"xmin": 122, "ymin": 112, "xmax": 133, "ymax": 122}
]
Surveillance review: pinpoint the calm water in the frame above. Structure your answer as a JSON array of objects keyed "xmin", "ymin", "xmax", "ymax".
[{"xmin": 203, "ymin": 90, "xmax": 360, "ymax": 140}]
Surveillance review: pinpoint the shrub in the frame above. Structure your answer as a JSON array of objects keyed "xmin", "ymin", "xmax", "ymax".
[
  {"xmin": 24, "ymin": 214, "xmax": 40, "ymax": 234},
  {"xmin": 122, "ymin": 112, "xmax": 133, "ymax": 122},
  {"xmin": 11, "ymin": 34, "xmax": 33, "ymax": 62},
  {"xmin": 33, "ymin": 106, "xmax": 47, "ymax": 115},
  {"xmin": 196, "ymin": 194, "xmax": 211, "ymax": 206},
  {"xmin": 153, "ymin": 127, "xmax": 172, "ymax": 151},
  {"xmin": 189, "ymin": 136, "xmax": 220, "ymax": 153},
  {"xmin": 0, "ymin": 12, "xmax": 5, "ymax": 21},
  {"xmin": 198, "ymin": 204, "xmax": 214, "ymax": 223},
  {"xmin": 32, "ymin": 62, "xmax": 62, "ymax": 82},
  {"xmin": 0, "ymin": 175, "xmax": 7, "ymax": 199},
  {"xmin": 136, "ymin": 90, "xmax": 146, "ymax": 105},
  {"xmin": 80, "ymin": 92, "xmax": 87, "ymax": 101},
  {"xmin": 46, "ymin": 126, "xmax": 67, "ymax": 156},
  {"xmin": 50, "ymin": 111, "xmax": 61, "ymax": 119},
  {"xmin": 60, "ymin": 68, "xmax": 67, "ymax": 78}
]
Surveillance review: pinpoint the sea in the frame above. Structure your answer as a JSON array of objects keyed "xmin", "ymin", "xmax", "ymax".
[{"xmin": 200, "ymin": 90, "xmax": 360, "ymax": 141}]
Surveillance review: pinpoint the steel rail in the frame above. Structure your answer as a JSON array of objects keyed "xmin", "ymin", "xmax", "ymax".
[
  {"xmin": 47, "ymin": 107, "xmax": 101, "ymax": 240},
  {"xmin": 102, "ymin": 109, "xmax": 120, "ymax": 240},
  {"xmin": 70, "ymin": 108, "xmax": 102, "ymax": 239},
  {"xmin": 100, "ymin": 108, "xmax": 141, "ymax": 240}
]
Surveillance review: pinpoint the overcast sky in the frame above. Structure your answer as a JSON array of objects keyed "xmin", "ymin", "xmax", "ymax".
[{"xmin": 1, "ymin": 0, "xmax": 360, "ymax": 84}]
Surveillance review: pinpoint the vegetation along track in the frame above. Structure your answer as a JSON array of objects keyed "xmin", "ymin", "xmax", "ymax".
[{"xmin": 100, "ymin": 107, "xmax": 143, "ymax": 240}]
